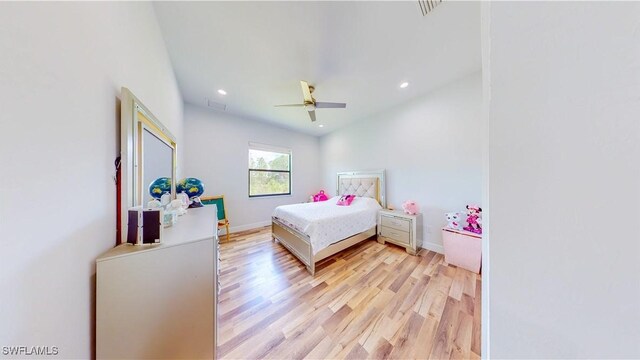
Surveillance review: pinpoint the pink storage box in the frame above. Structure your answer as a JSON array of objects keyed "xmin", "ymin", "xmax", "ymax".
[{"xmin": 442, "ymin": 228, "xmax": 482, "ymax": 273}]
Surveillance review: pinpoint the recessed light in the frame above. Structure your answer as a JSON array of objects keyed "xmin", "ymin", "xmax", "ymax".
[
  {"xmin": 218, "ymin": 89, "xmax": 227, "ymax": 95},
  {"xmin": 319, "ymin": 124, "xmax": 324, "ymax": 128},
  {"xmin": 400, "ymin": 82, "xmax": 409, "ymax": 89}
]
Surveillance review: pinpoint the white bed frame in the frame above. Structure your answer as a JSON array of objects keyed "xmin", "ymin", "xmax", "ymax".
[{"xmin": 272, "ymin": 170, "xmax": 386, "ymax": 275}]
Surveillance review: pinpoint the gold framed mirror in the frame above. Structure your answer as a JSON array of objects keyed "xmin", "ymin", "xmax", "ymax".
[{"xmin": 120, "ymin": 87, "xmax": 177, "ymax": 244}]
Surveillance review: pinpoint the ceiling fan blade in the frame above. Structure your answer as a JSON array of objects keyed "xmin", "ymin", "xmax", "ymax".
[
  {"xmin": 300, "ymin": 80, "xmax": 313, "ymax": 103},
  {"xmin": 308, "ymin": 110, "xmax": 316, "ymax": 122},
  {"xmin": 274, "ymin": 104, "xmax": 305, "ymax": 107},
  {"xmin": 315, "ymin": 102, "xmax": 347, "ymax": 109}
]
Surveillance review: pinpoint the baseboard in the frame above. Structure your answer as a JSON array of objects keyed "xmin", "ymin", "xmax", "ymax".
[
  {"xmin": 224, "ymin": 220, "xmax": 271, "ymax": 235},
  {"xmin": 421, "ymin": 241, "xmax": 444, "ymax": 254}
]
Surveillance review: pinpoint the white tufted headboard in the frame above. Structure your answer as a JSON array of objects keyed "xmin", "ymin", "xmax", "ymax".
[{"xmin": 336, "ymin": 170, "xmax": 386, "ymax": 208}]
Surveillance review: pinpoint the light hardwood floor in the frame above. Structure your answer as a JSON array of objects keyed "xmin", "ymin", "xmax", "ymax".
[{"xmin": 217, "ymin": 227, "xmax": 481, "ymax": 359}]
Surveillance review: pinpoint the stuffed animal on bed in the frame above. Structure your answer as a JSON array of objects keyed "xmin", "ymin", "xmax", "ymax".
[
  {"xmin": 463, "ymin": 205, "xmax": 482, "ymax": 234},
  {"xmin": 402, "ymin": 200, "xmax": 419, "ymax": 215},
  {"xmin": 313, "ymin": 190, "xmax": 328, "ymax": 202},
  {"xmin": 336, "ymin": 194, "xmax": 355, "ymax": 206},
  {"xmin": 445, "ymin": 212, "xmax": 465, "ymax": 230}
]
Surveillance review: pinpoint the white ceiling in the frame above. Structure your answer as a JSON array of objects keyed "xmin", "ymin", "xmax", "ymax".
[{"xmin": 153, "ymin": 1, "xmax": 481, "ymax": 136}]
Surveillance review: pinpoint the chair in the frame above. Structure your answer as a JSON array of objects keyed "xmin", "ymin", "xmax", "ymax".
[{"xmin": 200, "ymin": 195, "xmax": 230, "ymax": 241}]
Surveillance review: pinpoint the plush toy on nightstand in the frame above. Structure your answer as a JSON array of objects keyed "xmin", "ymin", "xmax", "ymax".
[
  {"xmin": 402, "ymin": 200, "xmax": 419, "ymax": 215},
  {"xmin": 463, "ymin": 205, "xmax": 482, "ymax": 234},
  {"xmin": 445, "ymin": 212, "xmax": 465, "ymax": 230}
]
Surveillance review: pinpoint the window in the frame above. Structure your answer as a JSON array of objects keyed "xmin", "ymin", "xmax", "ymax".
[{"xmin": 248, "ymin": 143, "xmax": 291, "ymax": 197}]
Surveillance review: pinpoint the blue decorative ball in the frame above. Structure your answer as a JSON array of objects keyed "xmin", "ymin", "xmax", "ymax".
[
  {"xmin": 176, "ymin": 177, "xmax": 205, "ymax": 198},
  {"xmin": 148, "ymin": 177, "xmax": 172, "ymax": 199}
]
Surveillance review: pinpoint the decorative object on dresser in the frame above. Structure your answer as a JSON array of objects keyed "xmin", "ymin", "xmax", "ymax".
[
  {"xmin": 168, "ymin": 198, "xmax": 187, "ymax": 216},
  {"xmin": 177, "ymin": 177, "xmax": 205, "ymax": 208},
  {"xmin": 160, "ymin": 192, "xmax": 172, "ymax": 207},
  {"xmin": 201, "ymin": 195, "xmax": 230, "ymax": 242},
  {"xmin": 377, "ymin": 209, "xmax": 423, "ymax": 255},
  {"xmin": 176, "ymin": 191, "xmax": 190, "ymax": 210},
  {"xmin": 147, "ymin": 177, "xmax": 187, "ymax": 227},
  {"xmin": 148, "ymin": 176, "xmax": 172, "ymax": 201},
  {"xmin": 126, "ymin": 207, "xmax": 163, "ymax": 245},
  {"xmin": 147, "ymin": 199, "xmax": 162, "ymax": 208},
  {"xmin": 148, "ymin": 178, "xmax": 189, "ymax": 228},
  {"xmin": 442, "ymin": 227, "xmax": 481, "ymax": 273}
]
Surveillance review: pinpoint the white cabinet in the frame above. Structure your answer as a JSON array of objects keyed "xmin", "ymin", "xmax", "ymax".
[
  {"xmin": 96, "ymin": 206, "xmax": 218, "ymax": 359},
  {"xmin": 377, "ymin": 209, "xmax": 423, "ymax": 255}
]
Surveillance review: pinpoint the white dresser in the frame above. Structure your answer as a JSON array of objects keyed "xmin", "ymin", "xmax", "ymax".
[
  {"xmin": 96, "ymin": 206, "xmax": 218, "ymax": 359},
  {"xmin": 377, "ymin": 209, "xmax": 423, "ymax": 255}
]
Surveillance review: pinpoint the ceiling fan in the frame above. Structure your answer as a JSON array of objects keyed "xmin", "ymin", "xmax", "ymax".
[{"xmin": 275, "ymin": 81, "xmax": 346, "ymax": 122}]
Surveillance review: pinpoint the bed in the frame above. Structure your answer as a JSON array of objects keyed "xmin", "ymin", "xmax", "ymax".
[{"xmin": 271, "ymin": 170, "xmax": 386, "ymax": 275}]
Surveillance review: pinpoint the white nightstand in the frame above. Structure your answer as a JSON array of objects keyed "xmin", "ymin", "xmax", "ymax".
[{"xmin": 377, "ymin": 209, "xmax": 423, "ymax": 255}]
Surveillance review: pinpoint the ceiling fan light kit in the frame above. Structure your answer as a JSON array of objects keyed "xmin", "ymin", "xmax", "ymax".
[{"xmin": 275, "ymin": 80, "xmax": 347, "ymax": 122}]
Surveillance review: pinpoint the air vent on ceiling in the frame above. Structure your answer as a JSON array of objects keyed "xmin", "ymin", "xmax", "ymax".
[
  {"xmin": 418, "ymin": 0, "xmax": 442, "ymax": 16},
  {"xmin": 206, "ymin": 99, "xmax": 227, "ymax": 111}
]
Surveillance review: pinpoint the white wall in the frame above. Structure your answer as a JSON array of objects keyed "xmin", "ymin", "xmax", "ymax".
[
  {"xmin": 487, "ymin": 2, "xmax": 640, "ymax": 358},
  {"xmin": 320, "ymin": 72, "xmax": 482, "ymax": 252},
  {"xmin": 0, "ymin": 3, "xmax": 182, "ymax": 358},
  {"xmin": 182, "ymin": 104, "xmax": 321, "ymax": 232}
]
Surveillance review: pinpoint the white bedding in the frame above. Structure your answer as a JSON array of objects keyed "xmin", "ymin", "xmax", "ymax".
[{"xmin": 272, "ymin": 196, "xmax": 382, "ymax": 255}]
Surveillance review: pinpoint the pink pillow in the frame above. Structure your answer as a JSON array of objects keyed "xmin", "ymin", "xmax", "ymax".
[{"xmin": 337, "ymin": 194, "xmax": 355, "ymax": 206}]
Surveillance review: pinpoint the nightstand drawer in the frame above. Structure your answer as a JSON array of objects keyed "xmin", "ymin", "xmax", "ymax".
[
  {"xmin": 380, "ymin": 227, "xmax": 411, "ymax": 245},
  {"xmin": 381, "ymin": 216, "xmax": 411, "ymax": 232}
]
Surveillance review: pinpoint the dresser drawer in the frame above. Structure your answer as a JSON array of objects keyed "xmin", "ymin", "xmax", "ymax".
[
  {"xmin": 380, "ymin": 216, "xmax": 411, "ymax": 232},
  {"xmin": 380, "ymin": 226, "xmax": 411, "ymax": 245}
]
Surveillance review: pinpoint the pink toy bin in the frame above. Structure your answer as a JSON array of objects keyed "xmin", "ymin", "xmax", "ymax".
[{"xmin": 442, "ymin": 228, "xmax": 482, "ymax": 274}]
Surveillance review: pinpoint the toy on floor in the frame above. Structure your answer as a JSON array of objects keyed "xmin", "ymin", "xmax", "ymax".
[
  {"xmin": 402, "ymin": 200, "xmax": 419, "ymax": 215},
  {"xmin": 463, "ymin": 205, "xmax": 482, "ymax": 234},
  {"xmin": 445, "ymin": 212, "xmax": 465, "ymax": 230}
]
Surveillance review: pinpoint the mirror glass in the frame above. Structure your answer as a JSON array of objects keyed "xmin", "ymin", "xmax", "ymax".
[{"xmin": 142, "ymin": 128, "xmax": 174, "ymax": 203}]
